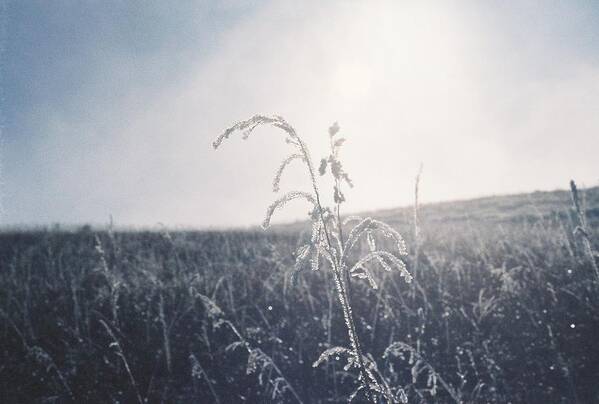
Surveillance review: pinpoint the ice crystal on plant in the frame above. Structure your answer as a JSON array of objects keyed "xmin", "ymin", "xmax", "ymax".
[
  {"xmin": 273, "ymin": 154, "xmax": 305, "ymax": 192},
  {"xmin": 214, "ymin": 115, "xmax": 411, "ymax": 402},
  {"xmin": 262, "ymin": 191, "xmax": 316, "ymax": 229}
]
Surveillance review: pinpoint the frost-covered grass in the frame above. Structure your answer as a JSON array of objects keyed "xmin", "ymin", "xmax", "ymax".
[
  {"xmin": 214, "ymin": 115, "xmax": 412, "ymax": 402},
  {"xmin": 1, "ymin": 187, "xmax": 599, "ymax": 402}
]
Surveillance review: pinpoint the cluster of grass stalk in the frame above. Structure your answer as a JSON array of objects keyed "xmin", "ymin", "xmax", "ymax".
[{"xmin": 214, "ymin": 115, "xmax": 412, "ymax": 402}]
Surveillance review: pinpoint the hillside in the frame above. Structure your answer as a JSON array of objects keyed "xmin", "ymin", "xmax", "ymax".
[
  {"xmin": 375, "ymin": 185, "xmax": 599, "ymax": 225},
  {"xmin": 275, "ymin": 185, "xmax": 599, "ymax": 234}
]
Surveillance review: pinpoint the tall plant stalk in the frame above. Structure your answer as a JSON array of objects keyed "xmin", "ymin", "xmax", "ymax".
[
  {"xmin": 214, "ymin": 115, "xmax": 412, "ymax": 402},
  {"xmin": 570, "ymin": 180, "xmax": 599, "ymax": 280}
]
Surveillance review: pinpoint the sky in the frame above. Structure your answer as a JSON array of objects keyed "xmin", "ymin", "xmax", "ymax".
[{"xmin": 2, "ymin": 0, "xmax": 599, "ymax": 228}]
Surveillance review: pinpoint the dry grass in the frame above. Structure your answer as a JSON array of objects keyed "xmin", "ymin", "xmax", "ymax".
[{"xmin": 0, "ymin": 183, "xmax": 598, "ymax": 401}]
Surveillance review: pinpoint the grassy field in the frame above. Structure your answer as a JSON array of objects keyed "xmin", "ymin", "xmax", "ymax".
[{"xmin": 1, "ymin": 186, "xmax": 598, "ymax": 403}]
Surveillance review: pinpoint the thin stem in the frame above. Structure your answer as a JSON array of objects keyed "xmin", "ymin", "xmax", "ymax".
[
  {"xmin": 100, "ymin": 320, "xmax": 144, "ymax": 404},
  {"xmin": 570, "ymin": 180, "xmax": 599, "ymax": 280},
  {"xmin": 215, "ymin": 117, "xmax": 383, "ymax": 401},
  {"xmin": 296, "ymin": 136, "xmax": 375, "ymax": 401}
]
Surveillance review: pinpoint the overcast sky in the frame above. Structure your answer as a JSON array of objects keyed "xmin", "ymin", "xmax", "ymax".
[{"xmin": 2, "ymin": 0, "xmax": 599, "ymax": 228}]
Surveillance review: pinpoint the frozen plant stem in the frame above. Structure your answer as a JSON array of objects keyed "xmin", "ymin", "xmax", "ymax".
[
  {"xmin": 413, "ymin": 163, "xmax": 423, "ymax": 276},
  {"xmin": 296, "ymin": 123, "xmax": 372, "ymax": 392},
  {"xmin": 570, "ymin": 180, "xmax": 599, "ymax": 280},
  {"xmin": 213, "ymin": 115, "xmax": 411, "ymax": 402}
]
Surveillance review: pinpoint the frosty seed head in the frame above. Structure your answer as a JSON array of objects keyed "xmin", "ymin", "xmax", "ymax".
[
  {"xmin": 273, "ymin": 154, "xmax": 305, "ymax": 192},
  {"xmin": 262, "ymin": 191, "xmax": 316, "ymax": 229},
  {"xmin": 329, "ymin": 121, "xmax": 340, "ymax": 137}
]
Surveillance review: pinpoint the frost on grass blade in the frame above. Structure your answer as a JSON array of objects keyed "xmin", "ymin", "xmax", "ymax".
[
  {"xmin": 348, "ymin": 385, "xmax": 366, "ymax": 403},
  {"xmin": 352, "ymin": 269, "xmax": 378, "ymax": 289},
  {"xmin": 273, "ymin": 154, "xmax": 305, "ymax": 192},
  {"xmin": 294, "ymin": 244, "xmax": 311, "ymax": 270},
  {"xmin": 290, "ymin": 244, "xmax": 311, "ymax": 284},
  {"xmin": 198, "ymin": 293, "xmax": 224, "ymax": 319},
  {"xmin": 312, "ymin": 346, "xmax": 352, "ymax": 368},
  {"xmin": 349, "ymin": 251, "xmax": 412, "ymax": 283},
  {"xmin": 246, "ymin": 349, "xmax": 259, "ymax": 375},
  {"xmin": 262, "ymin": 191, "xmax": 316, "ymax": 229},
  {"xmin": 367, "ymin": 231, "xmax": 376, "ymax": 251},
  {"xmin": 367, "ymin": 230, "xmax": 392, "ymax": 272},
  {"xmin": 213, "ymin": 115, "xmax": 306, "ymax": 150},
  {"xmin": 213, "ymin": 115, "xmax": 282, "ymax": 149},
  {"xmin": 344, "ymin": 217, "xmax": 408, "ymax": 258},
  {"xmin": 344, "ymin": 218, "xmax": 375, "ymax": 254}
]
